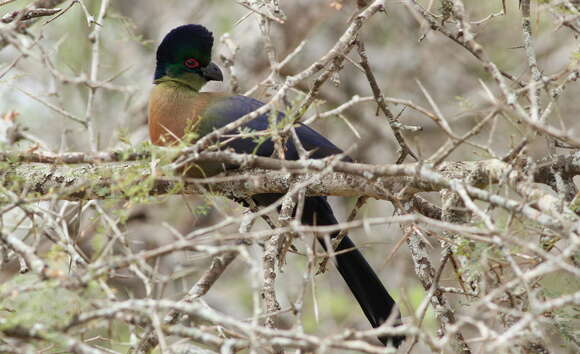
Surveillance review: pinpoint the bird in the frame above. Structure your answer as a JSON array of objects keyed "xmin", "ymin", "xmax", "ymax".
[{"xmin": 148, "ymin": 24, "xmax": 404, "ymax": 347}]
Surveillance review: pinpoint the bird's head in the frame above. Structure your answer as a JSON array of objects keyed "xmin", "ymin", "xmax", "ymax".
[{"xmin": 154, "ymin": 24, "xmax": 223, "ymax": 90}]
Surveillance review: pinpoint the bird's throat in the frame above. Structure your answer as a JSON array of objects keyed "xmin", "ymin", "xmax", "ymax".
[{"xmin": 154, "ymin": 73, "xmax": 207, "ymax": 92}]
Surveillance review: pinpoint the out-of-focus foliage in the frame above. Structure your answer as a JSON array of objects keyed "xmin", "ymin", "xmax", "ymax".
[{"xmin": 1, "ymin": 0, "xmax": 579, "ymax": 353}]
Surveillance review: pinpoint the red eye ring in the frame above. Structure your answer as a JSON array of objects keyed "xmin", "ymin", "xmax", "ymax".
[{"xmin": 184, "ymin": 58, "xmax": 200, "ymax": 69}]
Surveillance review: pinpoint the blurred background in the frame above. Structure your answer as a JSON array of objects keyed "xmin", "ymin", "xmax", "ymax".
[{"xmin": 1, "ymin": 0, "xmax": 578, "ymax": 352}]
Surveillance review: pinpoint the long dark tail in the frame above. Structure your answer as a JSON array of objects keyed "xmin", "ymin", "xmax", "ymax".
[{"xmin": 302, "ymin": 196, "xmax": 404, "ymax": 347}]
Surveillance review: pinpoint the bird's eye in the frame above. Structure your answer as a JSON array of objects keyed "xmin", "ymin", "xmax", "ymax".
[{"xmin": 184, "ymin": 58, "xmax": 200, "ymax": 69}]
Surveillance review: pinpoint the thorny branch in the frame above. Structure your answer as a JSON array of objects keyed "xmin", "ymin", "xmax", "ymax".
[{"xmin": 1, "ymin": 1, "xmax": 579, "ymax": 353}]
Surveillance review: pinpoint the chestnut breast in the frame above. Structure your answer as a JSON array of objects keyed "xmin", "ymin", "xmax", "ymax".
[{"xmin": 148, "ymin": 84, "xmax": 224, "ymax": 146}]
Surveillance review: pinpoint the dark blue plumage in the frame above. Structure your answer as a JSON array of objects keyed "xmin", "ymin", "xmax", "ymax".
[
  {"xmin": 200, "ymin": 95, "xmax": 345, "ymax": 160},
  {"xmin": 198, "ymin": 94, "xmax": 404, "ymax": 347}
]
